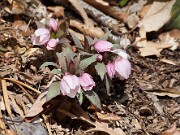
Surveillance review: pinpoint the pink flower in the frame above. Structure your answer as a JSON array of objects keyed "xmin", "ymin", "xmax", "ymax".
[
  {"xmin": 32, "ymin": 28, "xmax": 50, "ymax": 45},
  {"xmin": 79, "ymin": 73, "xmax": 95, "ymax": 91},
  {"xmin": 97, "ymin": 54, "xmax": 103, "ymax": 61},
  {"xmin": 46, "ymin": 38, "xmax": 59, "ymax": 50},
  {"xmin": 111, "ymin": 49, "xmax": 128, "ymax": 59},
  {"xmin": 60, "ymin": 74, "xmax": 80, "ymax": 98},
  {"xmin": 48, "ymin": 18, "xmax": 58, "ymax": 31},
  {"xmin": 114, "ymin": 57, "xmax": 131, "ymax": 80},
  {"xmin": 106, "ymin": 62, "xmax": 115, "ymax": 79},
  {"xmin": 94, "ymin": 40, "xmax": 113, "ymax": 53}
]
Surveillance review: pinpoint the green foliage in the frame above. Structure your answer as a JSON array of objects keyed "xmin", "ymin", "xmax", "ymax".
[
  {"xmin": 77, "ymin": 90, "xmax": 83, "ymax": 105},
  {"xmin": 56, "ymin": 18, "xmax": 70, "ymax": 38},
  {"xmin": 119, "ymin": 0, "xmax": 129, "ymax": 7},
  {"xmin": 51, "ymin": 69, "xmax": 61, "ymax": 74},
  {"xmin": 40, "ymin": 62, "xmax": 59, "ymax": 69},
  {"xmin": 105, "ymin": 75, "xmax": 110, "ymax": 95},
  {"xmin": 84, "ymin": 90, "xmax": 102, "ymax": 110},
  {"xmin": 56, "ymin": 52, "xmax": 67, "ymax": 72},
  {"xmin": 70, "ymin": 32, "xmax": 84, "ymax": 49},
  {"xmin": 46, "ymin": 81, "xmax": 61, "ymax": 102},
  {"xmin": 165, "ymin": 0, "xmax": 180, "ymax": 30},
  {"xmin": 99, "ymin": 31, "xmax": 111, "ymax": 40},
  {"xmin": 79, "ymin": 54, "xmax": 98, "ymax": 71},
  {"xmin": 95, "ymin": 62, "xmax": 106, "ymax": 80}
]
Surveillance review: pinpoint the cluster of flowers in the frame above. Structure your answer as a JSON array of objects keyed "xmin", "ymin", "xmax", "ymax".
[
  {"xmin": 31, "ymin": 18, "xmax": 131, "ymax": 99},
  {"xmin": 32, "ymin": 18, "xmax": 59, "ymax": 50},
  {"xmin": 60, "ymin": 73, "xmax": 95, "ymax": 98},
  {"xmin": 94, "ymin": 40, "xmax": 131, "ymax": 80},
  {"xmin": 59, "ymin": 41, "xmax": 131, "ymax": 98}
]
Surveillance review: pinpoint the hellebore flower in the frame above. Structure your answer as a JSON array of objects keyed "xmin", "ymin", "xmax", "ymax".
[
  {"xmin": 94, "ymin": 40, "xmax": 113, "ymax": 53},
  {"xmin": 46, "ymin": 38, "xmax": 59, "ymax": 50},
  {"xmin": 106, "ymin": 62, "xmax": 115, "ymax": 79},
  {"xmin": 48, "ymin": 18, "xmax": 58, "ymax": 31},
  {"xmin": 32, "ymin": 28, "xmax": 50, "ymax": 45},
  {"xmin": 114, "ymin": 57, "xmax": 131, "ymax": 80},
  {"xmin": 60, "ymin": 74, "xmax": 80, "ymax": 98},
  {"xmin": 79, "ymin": 73, "xmax": 95, "ymax": 91}
]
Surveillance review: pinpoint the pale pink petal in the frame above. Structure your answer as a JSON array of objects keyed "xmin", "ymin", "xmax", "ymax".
[
  {"xmin": 94, "ymin": 40, "xmax": 113, "ymax": 53},
  {"xmin": 114, "ymin": 58, "xmax": 131, "ymax": 80}
]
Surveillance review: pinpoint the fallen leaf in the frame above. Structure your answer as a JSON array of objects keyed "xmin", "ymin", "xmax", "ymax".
[
  {"xmin": 161, "ymin": 123, "xmax": 180, "ymax": 135},
  {"xmin": 96, "ymin": 112, "xmax": 122, "ymax": 121},
  {"xmin": 144, "ymin": 87, "xmax": 180, "ymax": 98},
  {"xmin": 138, "ymin": 0, "xmax": 176, "ymax": 32},
  {"xmin": 160, "ymin": 59, "xmax": 178, "ymax": 66},
  {"xmin": 25, "ymin": 90, "xmax": 47, "ymax": 118},
  {"xmin": 47, "ymin": 6, "xmax": 65, "ymax": 18},
  {"xmin": 139, "ymin": 41, "xmax": 172, "ymax": 57}
]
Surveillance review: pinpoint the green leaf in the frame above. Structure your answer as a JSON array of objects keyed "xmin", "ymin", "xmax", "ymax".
[
  {"xmin": 63, "ymin": 47, "xmax": 75, "ymax": 64},
  {"xmin": 51, "ymin": 69, "xmax": 61, "ymax": 74},
  {"xmin": 119, "ymin": 0, "xmax": 129, "ymax": 7},
  {"xmin": 79, "ymin": 54, "xmax": 98, "ymax": 71},
  {"xmin": 95, "ymin": 62, "xmax": 106, "ymax": 80},
  {"xmin": 105, "ymin": 74, "xmax": 110, "ymax": 95},
  {"xmin": 56, "ymin": 52, "xmax": 67, "ymax": 72},
  {"xmin": 56, "ymin": 18, "xmax": 70, "ymax": 38},
  {"xmin": 77, "ymin": 90, "xmax": 83, "ymax": 105},
  {"xmin": 70, "ymin": 32, "xmax": 84, "ymax": 49},
  {"xmin": 165, "ymin": 0, "xmax": 180, "ymax": 30},
  {"xmin": 40, "ymin": 62, "xmax": 59, "ymax": 69},
  {"xmin": 84, "ymin": 90, "xmax": 102, "ymax": 110},
  {"xmin": 47, "ymin": 81, "xmax": 61, "ymax": 102},
  {"xmin": 99, "ymin": 31, "xmax": 111, "ymax": 40}
]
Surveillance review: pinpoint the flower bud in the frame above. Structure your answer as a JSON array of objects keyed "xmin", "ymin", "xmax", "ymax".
[
  {"xmin": 79, "ymin": 73, "xmax": 95, "ymax": 91},
  {"xmin": 48, "ymin": 18, "xmax": 58, "ymax": 31},
  {"xmin": 32, "ymin": 28, "xmax": 50, "ymax": 45},
  {"xmin": 114, "ymin": 57, "xmax": 131, "ymax": 80},
  {"xmin": 46, "ymin": 38, "xmax": 59, "ymax": 50},
  {"xmin": 106, "ymin": 62, "xmax": 115, "ymax": 79},
  {"xmin": 60, "ymin": 74, "xmax": 80, "ymax": 98},
  {"xmin": 94, "ymin": 40, "xmax": 113, "ymax": 53}
]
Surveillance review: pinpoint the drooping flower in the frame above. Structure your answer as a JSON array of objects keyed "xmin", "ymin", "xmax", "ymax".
[
  {"xmin": 46, "ymin": 38, "xmax": 59, "ymax": 50},
  {"xmin": 106, "ymin": 62, "xmax": 115, "ymax": 79},
  {"xmin": 60, "ymin": 74, "xmax": 80, "ymax": 98},
  {"xmin": 94, "ymin": 40, "xmax": 113, "ymax": 53},
  {"xmin": 111, "ymin": 49, "xmax": 129, "ymax": 59},
  {"xmin": 79, "ymin": 73, "xmax": 95, "ymax": 91},
  {"xmin": 32, "ymin": 28, "xmax": 50, "ymax": 45},
  {"xmin": 114, "ymin": 57, "xmax": 131, "ymax": 80},
  {"xmin": 48, "ymin": 18, "xmax": 58, "ymax": 31}
]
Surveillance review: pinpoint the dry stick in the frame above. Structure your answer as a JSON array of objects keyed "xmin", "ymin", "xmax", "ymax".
[
  {"xmin": 1, "ymin": 80, "xmax": 18, "ymax": 132},
  {"xmin": 80, "ymin": 1, "xmax": 124, "ymax": 35},
  {"xmin": 84, "ymin": 0, "xmax": 129, "ymax": 22},
  {"xmin": 70, "ymin": 20, "xmax": 104, "ymax": 38},
  {"xmin": 2, "ymin": 78, "xmax": 41, "ymax": 95}
]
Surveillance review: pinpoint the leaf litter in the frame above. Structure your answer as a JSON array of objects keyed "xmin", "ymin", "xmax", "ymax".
[{"xmin": 0, "ymin": 0, "xmax": 180, "ymax": 135}]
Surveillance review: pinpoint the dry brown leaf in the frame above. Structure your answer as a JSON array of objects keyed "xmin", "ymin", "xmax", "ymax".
[
  {"xmin": 158, "ymin": 31, "xmax": 179, "ymax": 51},
  {"xmin": 1, "ymin": 80, "xmax": 13, "ymax": 119},
  {"xmin": 12, "ymin": 20, "xmax": 32, "ymax": 36},
  {"xmin": 139, "ymin": 41, "xmax": 172, "ymax": 57},
  {"xmin": 47, "ymin": 6, "xmax": 65, "ymax": 18},
  {"xmin": 138, "ymin": 0, "xmax": 176, "ymax": 32},
  {"xmin": 161, "ymin": 123, "xmax": 180, "ymax": 135},
  {"xmin": 160, "ymin": 59, "xmax": 178, "ymax": 66},
  {"xmin": 25, "ymin": 90, "xmax": 47, "ymax": 118},
  {"xmin": 144, "ymin": 87, "xmax": 180, "ymax": 98},
  {"xmin": 96, "ymin": 112, "xmax": 122, "ymax": 121}
]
